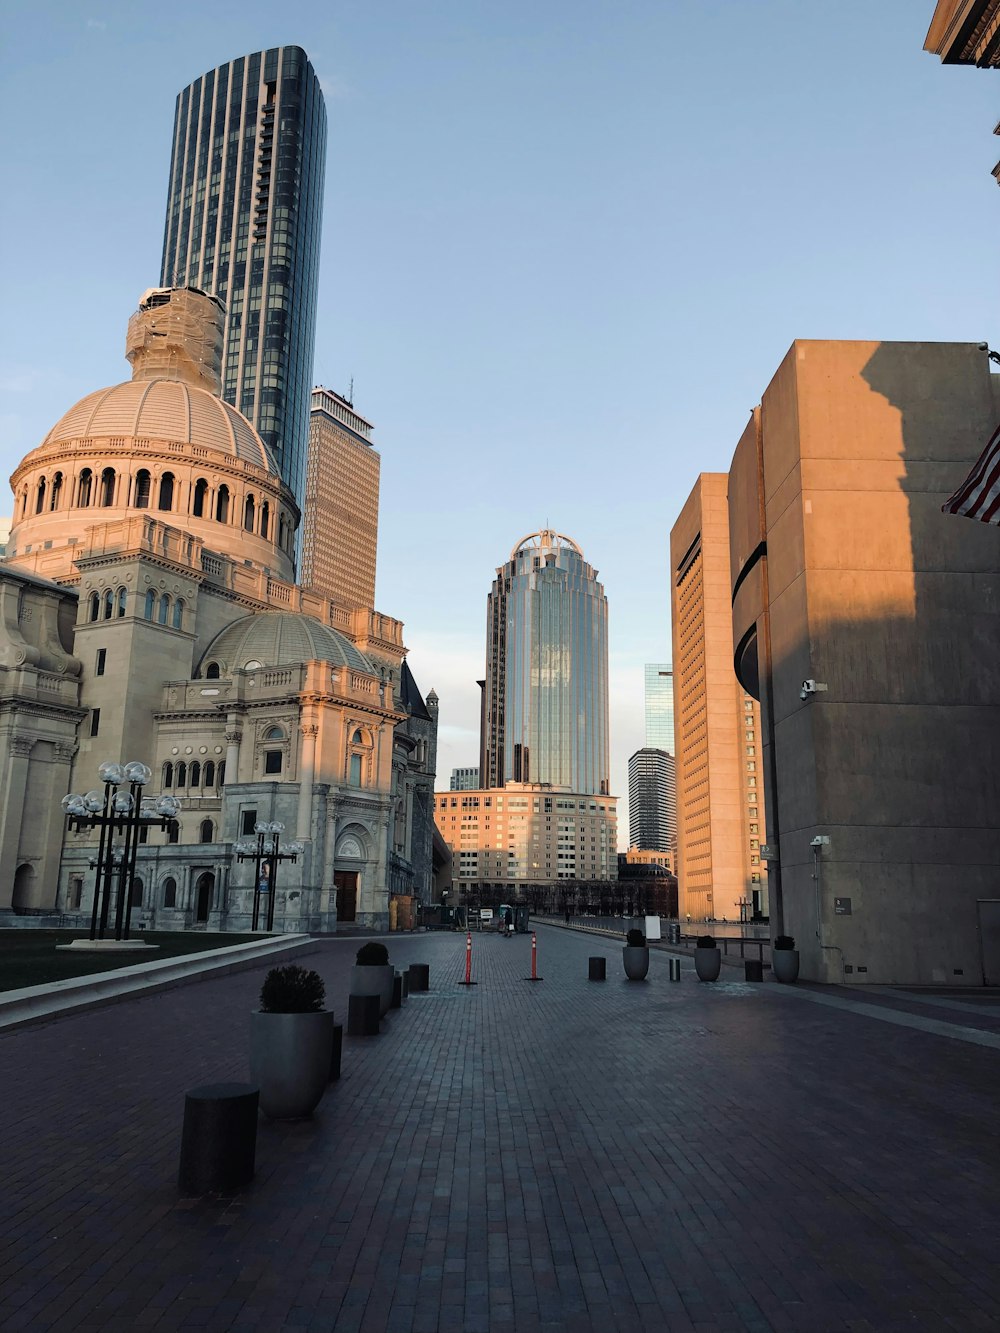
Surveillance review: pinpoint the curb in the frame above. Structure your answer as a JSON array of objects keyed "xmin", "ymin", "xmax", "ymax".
[{"xmin": 0, "ymin": 934, "xmax": 320, "ymax": 1033}]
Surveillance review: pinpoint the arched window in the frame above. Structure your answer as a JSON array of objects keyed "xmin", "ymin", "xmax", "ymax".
[
  {"xmin": 216, "ymin": 484, "xmax": 230, "ymax": 523},
  {"xmin": 260, "ymin": 501, "xmax": 270, "ymax": 539},
  {"xmin": 244, "ymin": 494, "xmax": 255, "ymax": 531},
  {"xmin": 102, "ymin": 589, "xmax": 114, "ymax": 620},
  {"xmin": 200, "ymin": 819, "xmax": 214, "ymax": 844},
  {"xmin": 50, "ymin": 472, "xmax": 63, "ymax": 510},
  {"xmin": 193, "ymin": 478, "xmax": 209, "ymax": 517},
  {"xmin": 205, "ymin": 661, "xmax": 220, "ymax": 679},
  {"xmin": 35, "ymin": 477, "xmax": 46, "ymax": 514},
  {"xmin": 158, "ymin": 594, "xmax": 170, "ymax": 625},
  {"xmin": 100, "ymin": 468, "xmax": 116, "ymax": 507},
  {"xmin": 352, "ymin": 728, "xmax": 363, "ymax": 744},
  {"xmin": 189, "ymin": 761, "xmax": 201, "ymax": 786},
  {"xmin": 116, "ymin": 587, "xmax": 127, "ymax": 617},
  {"xmin": 131, "ymin": 877, "xmax": 144, "ymax": 908},
  {"xmin": 158, "ymin": 472, "xmax": 174, "ymax": 511},
  {"xmin": 218, "ymin": 760, "xmax": 226, "ymax": 786},
  {"xmin": 134, "ymin": 469, "xmax": 151, "ymax": 508},
  {"xmin": 163, "ymin": 762, "xmax": 174, "ymax": 788},
  {"xmin": 176, "ymin": 761, "xmax": 187, "ymax": 786},
  {"xmin": 172, "ymin": 598, "xmax": 184, "ymax": 630},
  {"xmin": 162, "ymin": 876, "xmax": 177, "ymax": 908},
  {"xmin": 77, "ymin": 468, "xmax": 93, "ymax": 507},
  {"xmin": 88, "ymin": 592, "xmax": 100, "ymax": 623},
  {"xmin": 264, "ymin": 726, "xmax": 284, "ymax": 741},
  {"xmin": 203, "ymin": 760, "xmax": 215, "ymax": 787},
  {"xmin": 166, "ymin": 819, "xmax": 180, "ymax": 845},
  {"xmin": 144, "ymin": 589, "xmax": 156, "ymax": 620},
  {"xmin": 278, "ymin": 513, "xmax": 287, "ymax": 549}
]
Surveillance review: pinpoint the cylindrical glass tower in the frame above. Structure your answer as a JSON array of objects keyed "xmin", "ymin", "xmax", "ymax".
[{"xmin": 482, "ymin": 530, "xmax": 610, "ymax": 795}]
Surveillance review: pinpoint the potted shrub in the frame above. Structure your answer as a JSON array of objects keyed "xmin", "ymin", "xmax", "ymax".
[
  {"xmin": 772, "ymin": 934, "xmax": 800, "ymax": 984},
  {"xmin": 250, "ymin": 965, "xmax": 333, "ymax": 1120},
  {"xmin": 622, "ymin": 927, "xmax": 650, "ymax": 981},
  {"xmin": 694, "ymin": 934, "xmax": 722, "ymax": 982},
  {"xmin": 350, "ymin": 941, "xmax": 394, "ymax": 1016}
]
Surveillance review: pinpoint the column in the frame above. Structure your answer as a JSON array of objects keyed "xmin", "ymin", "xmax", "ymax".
[
  {"xmin": 224, "ymin": 713, "xmax": 242, "ymax": 783},
  {"xmin": 296, "ymin": 722, "xmax": 318, "ymax": 841},
  {"xmin": 0, "ymin": 737, "xmax": 33, "ymax": 909}
]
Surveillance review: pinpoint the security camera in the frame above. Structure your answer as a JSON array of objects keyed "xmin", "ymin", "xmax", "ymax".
[
  {"xmin": 978, "ymin": 342, "xmax": 990, "ymax": 351},
  {"xmin": 810, "ymin": 836, "xmax": 824, "ymax": 847},
  {"xmin": 800, "ymin": 679, "xmax": 817, "ymax": 700}
]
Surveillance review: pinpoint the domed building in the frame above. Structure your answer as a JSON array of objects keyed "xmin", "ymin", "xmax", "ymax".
[{"xmin": 0, "ymin": 287, "xmax": 439, "ymax": 932}]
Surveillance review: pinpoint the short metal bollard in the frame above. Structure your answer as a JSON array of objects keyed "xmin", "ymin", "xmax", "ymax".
[
  {"xmin": 329, "ymin": 1022, "xmax": 343, "ymax": 1080},
  {"xmin": 391, "ymin": 971, "xmax": 404, "ymax": 1009},
  {"xmin": 668, "ymin": 958, "xmax": 681, "ymax": 982},
  {"xmin": 401, "ymin": 970, "xmax": 410, "ymax": 1000},
  {"xmin": 178, "ymin": 1082, "xmax": 258, "ymax": 1195},
  {"xmin": 588, "ymin": 956, "xmax": 606, "ymax": 981},
  {"xmin": 408, "ymin": 963, "xmax": 430, "ymax": 992},
  {"xmin": 745, "ymin": 959, "xmax": 764, "ymax": 983},
  {"xmin": 348, "ymin": 993, "xmax": 380, "ymax": 1035}
]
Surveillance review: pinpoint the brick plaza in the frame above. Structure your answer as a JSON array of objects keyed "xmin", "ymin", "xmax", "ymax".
[{"xmin": 2, "ymin": 926, "xmax": 999, "ymax": 1332}]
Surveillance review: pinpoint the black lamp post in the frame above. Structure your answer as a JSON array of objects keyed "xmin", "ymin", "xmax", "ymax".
[
  {"xmin": 62, "ymin": 761, "xmax": 180, "ymax": 941},
  {"xmin": 234, "ymin": 821, "xmax": 302, "ymax": 931}
]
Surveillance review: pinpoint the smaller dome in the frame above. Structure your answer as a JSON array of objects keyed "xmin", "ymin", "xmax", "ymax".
[
  {"xmin": 42, "ymin": 379, "xmax": 276, "ymax": 473},
  {"xmin": 200, "ymin": 613, "xmax": 374, "ymax": 676}
]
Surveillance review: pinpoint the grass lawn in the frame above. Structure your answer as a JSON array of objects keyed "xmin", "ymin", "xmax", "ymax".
[{"xmin": 0, "ymin": 930, "xmax": 263, "ymax": 993}]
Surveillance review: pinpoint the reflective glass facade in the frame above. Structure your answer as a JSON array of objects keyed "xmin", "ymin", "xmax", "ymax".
[
  {"xmin": 482, "ymin": 531, "xmax": 610, "ymax": 796},
  {"xmin": 160, "ymin": 47, "xmax": 327, "ymax": 510},
  {"xmin": 644, "ymin": 663, "xmax": 675, "ymax": 752}
]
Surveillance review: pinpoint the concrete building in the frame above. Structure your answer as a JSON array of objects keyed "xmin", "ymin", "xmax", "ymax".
[
  {"xmin": 644, "ymin": 663, "xmax": 675, "ymax": 752},
  {"xmin": 301, "ymin": 387, "xmax": 380, "ymax": 609},
  {"xmin": 924, "ymin": 1, "xmax": 1000, "ymax": 68},
  {"xmin": 160, "ymin": 47, "xmax": 327, "ymax": 509},
  {"xmin": 449, "ymin": 767, "xmax": 480, "ymax": 791},
  {"xmin": 435, "ymin": 785, "xmax": 617, "ymax": 900},
  {"xmin": 671, "ymin": 475, "xmax": 768, "ymax": 923},
  {"xmin": 1, "ymin": 287, "xmax": 437, "ymax": 932},
  {"xmin": 627, "ymin": 747, "xmax": 676, "ymax": 854},
  {"xmin": 728, "ymin": 339, "xmax": 1000, "ymax": 983},
  {"xmin": 481, "ymin": 529, "xmax": 610, "ymax": 795}
]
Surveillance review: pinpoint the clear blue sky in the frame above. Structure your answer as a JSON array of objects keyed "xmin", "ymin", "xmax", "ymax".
[{"xmin": 1, "ymin": 1, "xmax": 996, "ymax": 841}]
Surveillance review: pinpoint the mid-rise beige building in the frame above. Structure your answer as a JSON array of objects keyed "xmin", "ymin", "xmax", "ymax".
[
  {"xmin": 435, "ymin": 785, "xmax": 617, "ymax": 897},
  {"xmin": 300, "ymin": 387, "xmax": 380, "ymax": 610},
  {"xmin": 671, "ymin": 475, "xmax": 767, "ymax": 922}
]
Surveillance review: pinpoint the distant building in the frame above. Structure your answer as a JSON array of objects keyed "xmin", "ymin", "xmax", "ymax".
[
  {"xmin": 670, "ymin": 475, "xmax": 767, "ymax": 923},
  {"xmin": 924, "ymin": 1, "xmax": 1000, "ymax": 183},
  {"xmin": 301, "ymin": 387, "xmax": 380, "ymax": 609},
  {"xmin": 449, "ymin": 767, "xmax": 480, "ymax": 791},
  {"xmin": 644, "ymin": 664, "xmax": 675, "ymax": 752},
  {"xmin": 160, "ymin": 46, "xmax": 327, "ymax": 507},
  {"xmin": 627, "ymin": 748, "xmax": 675, "ymax": 854},
  {"xmin": 0, "ymin": 519, "xmax": 9, "ymax": 559}
]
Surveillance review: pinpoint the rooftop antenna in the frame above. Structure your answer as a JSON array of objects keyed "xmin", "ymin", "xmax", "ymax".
[{"xmin": 347, "ymin": 376, "xmax": 354, "ymax": 406}]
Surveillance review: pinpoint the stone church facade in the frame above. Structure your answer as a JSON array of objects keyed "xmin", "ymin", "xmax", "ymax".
[{"xmin": 0, "ymin": 286, "xmax": 438, "ymax": 932}]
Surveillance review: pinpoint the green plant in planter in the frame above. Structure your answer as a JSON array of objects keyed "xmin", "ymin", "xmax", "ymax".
[
  {"xmin": 696, "ymin": 934, "xmax": 716, "ymax": 949},
  {"xmin": 259, "ymin": 965, "xmax": 326, "ymax": 1013},
  {"xmin": 773, "ymin": 935, "xmax": 796, "ymax": 950},
  {"xmin": 626, "ymin": 928, "xmax": 646, "ymax": 947},
  {"xmin": 356, "ymin": 941, "xmax": 390, "ymax": 966}
]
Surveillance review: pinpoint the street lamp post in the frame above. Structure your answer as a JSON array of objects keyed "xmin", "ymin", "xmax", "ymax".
[
  {"xmin": 62, "ymin": 761, "xmax": 181, "ymax": 942},
  {"xmin": 233, "ymin": 821, "xmax": 302, "ymax": 931}
]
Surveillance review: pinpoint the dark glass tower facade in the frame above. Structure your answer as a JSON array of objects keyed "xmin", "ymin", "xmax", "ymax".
[
  {"xmin": 160, "ymin": 46, "xmax": 327, "ymax": 509},
  {"xmin": 481, "ymin": 530, "xmax": 610, "ymax": 795}
]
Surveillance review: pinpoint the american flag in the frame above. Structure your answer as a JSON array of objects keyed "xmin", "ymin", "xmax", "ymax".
[{"xmin": 942, "ymin": 422, "xmax": 1000, "ymax": 524}]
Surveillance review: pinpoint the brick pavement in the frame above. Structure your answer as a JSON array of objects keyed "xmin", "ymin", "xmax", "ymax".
[{"xmin": 1, "ymin": 926, "xmax": 999, "ymax": 1332}]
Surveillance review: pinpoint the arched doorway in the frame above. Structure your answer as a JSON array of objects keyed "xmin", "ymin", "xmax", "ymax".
[
  {"xmin": 334, "ymin": 828, "xmax": 369, "ymax": 922},
  {"xmin": 195, "ymin": 872, "xmax": 214, "ymax": 923},
  {"xmin": 12, "ymin": 864, "xmax": 34, "ymax": 913}
]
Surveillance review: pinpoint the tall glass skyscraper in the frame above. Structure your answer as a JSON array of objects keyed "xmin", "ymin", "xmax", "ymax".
[
  {"xmin": 644, "ymin": 663, "xmax": 675, "ymax": 753},
  {"xmin": 628, "ymin": 747, "xmax": 676, "ymax": 851},
  {"xmin": 160, "ymin": 46, "xmax": 327, "ymax": 509},
  {"xmin": 481, "ymin": 530, "xmax": 610, "ymax": 795}
]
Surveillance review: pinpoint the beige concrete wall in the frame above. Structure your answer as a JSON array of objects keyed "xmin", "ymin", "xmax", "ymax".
[{"xmin": 731, "ymin": 340, "xmax": 1000, "ymax": 983}]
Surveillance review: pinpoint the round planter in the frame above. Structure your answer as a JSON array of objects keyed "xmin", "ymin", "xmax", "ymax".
[
  {"xmin": 249, "ymin": 1010, "xmax": 334, "ymax": 1120},
  {"xmin": 350, "ymin": 964, "xmax": 395, "ymax": 1016},
  {"xmin": 772, "ymin": 949, "xmax": 800, "ymax": 984},
  {"xmin": 694, "ymin": 947, "xmax": 722, "ymax": 982},
  {"xmin": 622, "ymin": 946, "xmax": 650, "ymax": 981}
]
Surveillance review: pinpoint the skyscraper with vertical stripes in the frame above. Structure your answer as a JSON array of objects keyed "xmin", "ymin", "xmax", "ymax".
[{"xmin": 160, "ymin": 46, "xmax": 327, "ymax": 510}]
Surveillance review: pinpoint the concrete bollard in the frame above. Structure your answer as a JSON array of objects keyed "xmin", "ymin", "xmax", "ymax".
[
  {"xmin": 668, "ymin": 958, "xmax": 681, "ymax": 982},
  {"xmin": 329, "ymin": 1022, "xmax": 343, "ymax": 1080},
  {"xmin": 178, "ymin": 1083, "xmax": 258, "ymax": 1195},
  {"xmin": 391, "ymin": 971, "xmax": 404, "ymax": 1009},
  {"xmin": 401, "ymin": 970, "xmax": 410, "ymax": 1000},
  {"xmin": 348, "ymin": 993, "xmax": 380, "ymax": 1035},
  {"xmin": 588, "ymin": 956, "xmax": 606, "ymax": 981},
  {"xmin": 408, "ymin": 963, "xmax": 430, "ymax": 992},
  {"xmin": 745, "ymin": 959, "xmax": 764, "ymax": 983}
]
